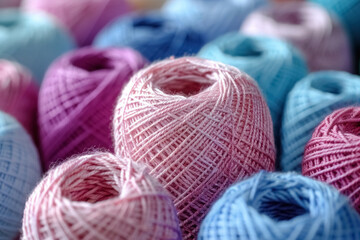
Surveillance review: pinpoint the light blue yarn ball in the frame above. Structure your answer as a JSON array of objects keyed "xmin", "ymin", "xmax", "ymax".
[
  {"xmin": 281, "ymin": 71, "xmax": 360, "ymax": 172},
  {"xmin": 162, "ymin": 0, "xmax": 268, "ymax": 42},
  {"xmin": 198, "ymin": 171, "xmax": 360, "ymax": 240},
  {"xmin": 0, "ymin": 111, "xmax": 42, "ymax": 239},
  {"xmin": 0, "ymin": 9, "xmax": 75, "ymax": 83}
]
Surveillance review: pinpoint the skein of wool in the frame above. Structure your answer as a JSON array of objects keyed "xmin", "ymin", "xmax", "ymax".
[
  {"xmin": 303, "ymin": 107, "xmax": 360, "ymax": 213},
  {"xmin": 161, "ymin": 0, "xmax": 268, "ymax": 42},
  {"xmin": 281, "ymin": 71, "xmax": 360, "ymax": 172},
  {"xmin": 198, "ymin": 171, "xmax": 360, "ymax": 240},
  {"xmin": 38, "ymin": 47, "xmax": 147, "ymax": 170},
  {"xmin": 0, "ymin": 111, "xmax": 42, "ymax": 239},
  {"xmin": 22, "ymin": 152, "xmax": 182, "ymax": 240},
  {"xmin": 0, "ymin": 9, "xmax": 74, "ymax": 82},
  {"xmin": 94, "ymin": 11, "xmax": 205, "ymax": 62},
  {"xmin": 113, "ymin": 57, "xmax": 276, "ymax": 239},
  {"xmin": 22, "ymin": 0, "xmax": 131, "ymax": 46},
  {"xmin": 0, "ymin": 0, "xmax": 21, "ymax": 8}
]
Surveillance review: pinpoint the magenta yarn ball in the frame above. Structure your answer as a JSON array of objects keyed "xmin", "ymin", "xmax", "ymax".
[{"xmin": 38, "ymin": 47, "xmax": 147, "ymax": 170}]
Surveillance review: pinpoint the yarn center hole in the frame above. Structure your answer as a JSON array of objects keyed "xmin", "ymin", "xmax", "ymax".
[
  {"xmin": 133, "ymin": 18, "xmax": 163, "ymax": 29},
  {"xmin": 223, "ymin": 41, "xmax": 262, "ymax": 57},
  {"xmin": 258, "ymin": 199, "xmax": 308, "ymax": 221},
  {"xmin": 0, "ymin": 14, "xmax": 19, "ymax": 28},
  {"xmin": 155, "ymin": 78, "xmax": 213, "ymax": 96},
  {"xmin": 71, "ymin": 54, "xmax": 114, "ymax": 72},
  {"xmin": 271, "ymin": 11, "xmax": 302, "ymax": 25},
  {"xmin": 311, "ymin": 77, "xmax": 342, "ymax": 95}
]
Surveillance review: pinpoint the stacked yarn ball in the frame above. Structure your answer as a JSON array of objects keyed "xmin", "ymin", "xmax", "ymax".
[
  {"xmin": 199, "ymin": 171, "xmax": 360, "ymax": 240},
  {"xmin": 281, "ymin": 71, "xmax": 360, "ymax": 172},
  {"xmin": 303, "ymin": 107, "xmax": 360, "ymax": 213},
  {"xmin": 241, "ymin": 2, "xmax": 353, "ymax": 72},
  {"xmin": 113, "ymin": 57, "xmax": 276, "ymax": 239},
  {"xmin": 94, "ymin": 11, "xmax": 205, "ymax": 62},
  {"xmin": 22, "ymin": 152, "xmax": 182, "ymax": 239},
  {"xmin": 0, "ymin": 111, "xmax": 42, "ymax": 239},
  {"xmin": 38, "ymin": 47, "xmax": 147, "ymax": 170}
]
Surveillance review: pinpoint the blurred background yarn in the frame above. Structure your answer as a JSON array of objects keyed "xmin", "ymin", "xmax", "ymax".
[
  {"xmin": 127, "ymin": 0, "xmax": 166, "ymax": 10},
  {"xmin": 0, "ymin": 0, "xmax": 21, "ymax": 8}
]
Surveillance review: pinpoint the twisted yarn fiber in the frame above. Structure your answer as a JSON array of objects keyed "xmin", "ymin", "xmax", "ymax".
[
  {"xmin": 94, "ymin": 11, "xmax": 205, "ymax": 62},
  {"xmin": 22, "ymin": 152, "xmax": 182, "ymax": 240},
  {"xmin": 241, "ymin": 2, "xmax": 353, "ymax": 72},
  {"xmin": 0, "ymin": 111, "xmax": 42, "ymax": 239},
  {"xmin": 281, "ymin": 71, "xmax": 360, "ymax": 172},
  {"xmin": 303, "ymin": 107, "xmax": 360, "ymax": 213},
  {"xmin": 198, "ymin": 171, "xmax": 360, "ymax": 240},
  {"xmin": 113, "ymin": 57, "xmax": 276, "ymax": 239},
  {"xmin": 38, "ymin": 47, "xmax": 147, "ymax": 170}
]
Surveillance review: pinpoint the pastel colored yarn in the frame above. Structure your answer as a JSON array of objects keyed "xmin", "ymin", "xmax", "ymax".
[
  {"xmin": 0, "ymin": 9, "xmax": 74, "ymax": 83},
  {"xmin": 162, "ymin": 0, "xmax": 268, "ymax": 42},
  {"xmin": 0, "ymin": 0, "xmax": 21, "ymax": 8},
  {"xmin": 113, "ymin": 57, "xmax": 276, "ymax": 239},
  {"xmin": 22, "ymin": 0, "xmax": 131, "ymax": 46},
  {"xmin": 94, "ymin": 11, "xmax": 205, "ymax": 62},
  {"xmin": 0, "ymin": 60, "xmax": 38, "ymax": 136},
  {"xmin": 22, "ymin": 152, "xmax": 182, "ymax": 240},
  {"xmin": 281, "ymin": 71, "xmax": 360, "ymax": 172},
  {"xmin": 303, "ymin": 107, "xmax": 360, "ymax": 213},
  {"xmin": 0, "ymin": 111, "xmax": 42, "ymax": 239},
  {"xmin": 38, "ymin": 47, "xmax": 147, "ymax": 170},
  {"xmin": 198, "ymin": 171, "xmax": 360, "ymax": 240}
]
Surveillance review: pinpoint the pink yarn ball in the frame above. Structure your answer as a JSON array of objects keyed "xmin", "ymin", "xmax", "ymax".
[
  {"xmin": 22, "ymin": 152, "xmax": 182, "ymax": 239},
  {"xmin": 0, "ymin": 60, "xmax": 38, "ymax": 136},
  {"xmin": 38, "ymin": 47, "xmax": 147, "ymax": 170},
  {"xmin": 303, "ymin": 107, "xmax": 360, "ymax": 213},
  {"xmin": 113, "ymin": 57, "xmax": 276, "ymax": 239}
]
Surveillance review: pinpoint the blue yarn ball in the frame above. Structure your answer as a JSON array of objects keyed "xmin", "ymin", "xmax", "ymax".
[
  {"xmin": 162, "ymin": 0, "xmax": 268, "ymax": 42},
  {"xmin": 0, "ymin": 111, "xmax": 42, "ymax": 239},
  {"xmin": 0, "ymin": 9, "xmax": 75, "ymax": 83},
  {"xmin": 199, "ymin": 171, "xmax": 360, "ymax": 240},
  {"xmin": 94, "ymin": 11, "xmax": 205, "ymax": 62},
  {"xmin": 281, "ymin": 71, "xmax": 360, "ymax": 172}
]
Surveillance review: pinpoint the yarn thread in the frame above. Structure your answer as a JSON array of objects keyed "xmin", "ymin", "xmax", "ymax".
[
  {"xmin": 113, "ymin": 57, "xmax": 276, "ymax": 239},
  {"xmin": 281, "ymin": 71, "xmax": 360, "ymax": 172},
  {"xmin": 198, "ymin": 171, "xmax": 360, "ymax": 240},
  {"xmin": 303, "ymin": 107, "xmax": 360, "ymax": 213},
  {"xmin": 38, "ymin": 47, "xmax": 147, "ymax": 170},
  {"xmin": 22, "ymin": 152, "xmax": 182, "ymax": 239}
]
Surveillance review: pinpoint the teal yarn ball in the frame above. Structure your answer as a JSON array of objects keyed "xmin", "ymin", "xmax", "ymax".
[
  {"xmin": 0, "ymin": 111, "xmax": 42, "ymax": 238},
  {"xmin": 199, "ymin": 171, "xmax": 360, "ymax": 240},
  {"xmin": 281, "ymin": 71, "xmax": 360, "ymax": 172},
  {"xmin": 0, "ymin": 9, "xmax": 75, "ymax": 83}
]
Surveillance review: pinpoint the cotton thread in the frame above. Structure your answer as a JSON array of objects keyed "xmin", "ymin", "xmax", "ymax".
[
  {"xmin": 38, "ymin": 47, "xmax": 147, "ymax": 170},
  {"xmin": 22, "ymin": 152, "xmax": 182, "ymax": 240},
  {"xmin": 113, "ymin": 57, "xmax": 276, "ymax": 239},
  {"xmin": 281, "ymin": 71, "xmax": 360, "ymax": 172},
  {"xmin": 198, "ymin": 171, "xmax": 360, "ymax": 240},
  {"xmin": 241, "ymin": 2, "xmax": 353, "ymax": 72}
]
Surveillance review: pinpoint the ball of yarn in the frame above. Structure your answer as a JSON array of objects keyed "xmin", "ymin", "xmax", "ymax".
[
  {"xmin": 0, "ymin": 60, "xmax": 38, "ymax": 136},
  {"xmin": 241, "ymin": 2, "xmax": 353, "ymax": 72},
  {"xmin": 0, "ymin": 9, "xmax": 74, "ymax": 82},
  {"xmin": 22, "ymin": 152, "xmax": 182, "ymax": 240},
  {"xmin": 281, "ymin": 71, "xmax": 360, "ymax": 172},
  {"xmin": 0, "ymin": 111, "xmax": 42, "ymax": 239},
  {"xmin": 198, "ymin": 33, "xmax": 307, "ymax": 146},
  {"xmin": 38, "ymin": 47, "xmax": 147, "ymax": 170},
  {"xmin": 22, "ymin": 0, "xmax": 131, "ymax": 46},
  {"xmin": 0, "ymin": 0, "xmax": 21, "ymax": 8},
  {"xmin": 94, "ymin": 11, "xmax": 205, "ymax": 62},
  {"xmin": 113, "ymin": 56, "xmax": 276, "ymax": 239},
  {"xmin": 162, "ymin": 0, "xmax": 268, "ymax": 42},
  {"xmin": 198, "ymin": 171, "xmax": 360, "ymax": 240},
  {"xmin": 303, "ymin": 107, "xmax": 360, "ymax": 213}
]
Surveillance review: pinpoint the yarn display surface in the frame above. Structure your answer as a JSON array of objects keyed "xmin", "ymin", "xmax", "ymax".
[
  {"xmin": 38, "ymin": 47, "xmax": 147, "ymax": 170},
  {"xmin": 22, "ymin": 0, "xmax": 131, "ymax": 46},
  {"xmin": 94, "ymin": 11, "xmax": 205, "ymax": 62},
  {"xmin": 0, "ymin": 60, "xmax": 38, "ymax": 136},
  {"xmin": 22, "ymin": 152, "xmax": 182, "ymax": 240},
  {"xmin": 162, "ymin": 0, "xmax": 268, "ymax": 42},
  {"xmin": 281, "ymin": 71, "xmax": 360, "ymax": 172},
  {"xmin": 198, "ymin": 171, "xmax": 360, "ymax": 240},
  {"xmin": 303, "ymin": 107, "xmax": 360, "ymax": 213},
  {"xmin": 113, "ymin": 57, "xmax": 276, "ymax": 239},
  {"xmin": 0, "ymin": 111, "xmax": 42, "ymax": 239},
  {"xmin": 241, "ymin": 2, "xmax": 353, "ymax": 72}
]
